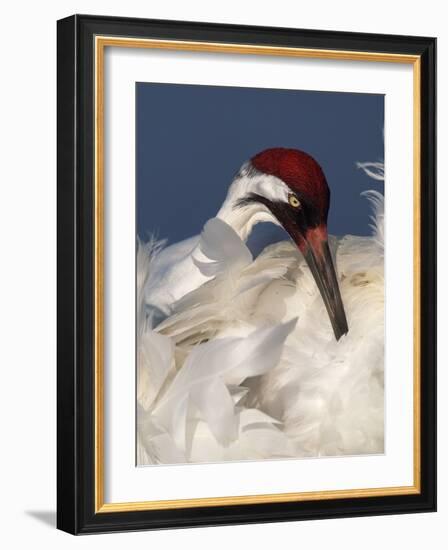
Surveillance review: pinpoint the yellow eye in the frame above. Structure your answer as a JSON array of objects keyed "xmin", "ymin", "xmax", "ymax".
[{"xmin": 288, "ymin": 194, "xmax": 301, "ymax": 208}]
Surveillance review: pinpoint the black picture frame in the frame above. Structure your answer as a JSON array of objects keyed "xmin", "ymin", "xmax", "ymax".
[{"xmin": 57, "ymin": 14, "xmax": 436, "ymax": 535}]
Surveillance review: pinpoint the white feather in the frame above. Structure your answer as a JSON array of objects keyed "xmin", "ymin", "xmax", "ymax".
[
  {"xmin": 137, "ymin": 330, "xmax": 174, "ymax": 411},
  {"xmin": 357, "ymin": 161, "xmax": 385, "ymax": 181},
  {"xmin": 362, "ymin": 189, "xmax": 384, "ymax": 249},
  {"xmin": 155, "ymin": 226, "xmax": 295, "ymax": 346},
  {"xmin": 137, "ymin": 240, "xmax": 177, "ymax": 410},
  {"xmin": 152, "ymin": 319, "xmax": 296, "ymax": 453},
  {"xmin": 193, "ymin": 217, "xmax": 252, "ymax": 276}
]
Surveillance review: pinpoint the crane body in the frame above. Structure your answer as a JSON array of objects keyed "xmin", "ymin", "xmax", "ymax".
[{"xmin": 137, "ymin": 149, "xmax": 384, "ymax": 464}]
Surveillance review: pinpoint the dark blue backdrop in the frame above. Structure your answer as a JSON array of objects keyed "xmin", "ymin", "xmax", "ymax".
[{"xmin": 136, "ymin": 83, "xmax": 384, "ymax": 246}]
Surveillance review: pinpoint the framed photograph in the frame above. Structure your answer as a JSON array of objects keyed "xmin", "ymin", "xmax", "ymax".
[{"xmin": 57, "ymin": 14, "xmax": 436, "ymax": 534}]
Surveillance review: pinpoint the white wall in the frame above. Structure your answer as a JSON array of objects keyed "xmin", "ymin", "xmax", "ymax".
[{"xmin": 0, "ymin": 1, "xmax": 444, "ymax": 547}]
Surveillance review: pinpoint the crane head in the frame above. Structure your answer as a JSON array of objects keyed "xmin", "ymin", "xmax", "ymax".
[{"xmin": 236, "ymin": 147, "xmax": 348, "ymax": 341}]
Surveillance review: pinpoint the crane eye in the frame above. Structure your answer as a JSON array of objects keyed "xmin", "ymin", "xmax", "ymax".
[{"xmin": 288, "ymin": 194, "xmax": 301, "ymax": 208}]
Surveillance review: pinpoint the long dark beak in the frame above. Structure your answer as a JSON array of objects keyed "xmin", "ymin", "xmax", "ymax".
[{"xmin": 302, "ymin": 227, "xmax": 348, "ymax": 341}]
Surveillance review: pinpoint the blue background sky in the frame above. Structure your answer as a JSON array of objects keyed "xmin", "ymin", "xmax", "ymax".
[{"xmin": 136, "ymin": 83, "xmax": 384, "ymax": 248}]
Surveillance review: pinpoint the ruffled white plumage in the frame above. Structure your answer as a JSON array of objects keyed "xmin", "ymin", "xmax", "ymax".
[
  {"xmin": 137, "ymin": 238, "xmax": 298, "ymax": 463},
  {"xmin": 137, "ymin": 165, "xmax": 385, "ymax": 464}
]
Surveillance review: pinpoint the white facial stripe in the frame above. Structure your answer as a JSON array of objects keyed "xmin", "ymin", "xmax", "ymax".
[
  {"xmin": 251, "ymin": 174, "xmax": 290, "ymax": 204},
  {"xmin": 234, "ymin": 162, "xmax": 291, "ymax": 205}
]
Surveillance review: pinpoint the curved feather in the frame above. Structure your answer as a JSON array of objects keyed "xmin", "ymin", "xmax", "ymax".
[
  {"xmin": 152, "ymin": 319, "xmax": 297, "ymax": 452},
  {"xmin": 193, "ymin": 217, "xmax": 252, "ymax": 276},
  {"xmin": 357, "ymin": 161, "xmax": 385, "ymax": 181}
]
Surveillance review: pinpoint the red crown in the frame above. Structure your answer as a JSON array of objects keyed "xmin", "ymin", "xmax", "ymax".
[{"xmin": 251, "ymin": 148, "xmax": 329, "ymax": 217}]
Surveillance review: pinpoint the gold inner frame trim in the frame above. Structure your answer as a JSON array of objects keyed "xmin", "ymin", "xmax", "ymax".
[{"xmin": 94, "ymin": 35, "xmax": 422, "ymax": 514}]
